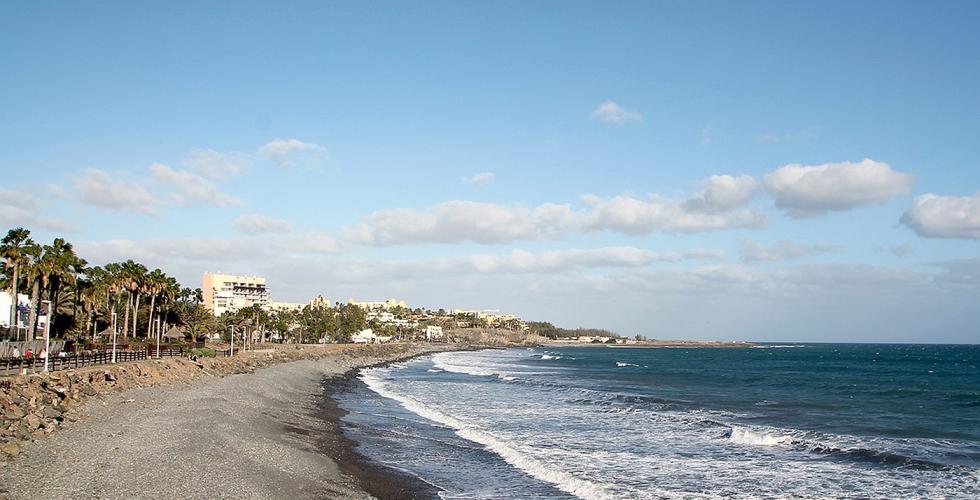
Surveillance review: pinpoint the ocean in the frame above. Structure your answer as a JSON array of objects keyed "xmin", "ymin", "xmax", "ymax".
[{"xmin": 335, "ymin": 344, "xmax": 980, "ymax": 499}]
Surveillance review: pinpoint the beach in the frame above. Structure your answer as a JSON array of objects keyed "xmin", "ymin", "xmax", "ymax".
[{"xmin": 0, "ymin": 343, "xmax": 461, "ymax": 500}]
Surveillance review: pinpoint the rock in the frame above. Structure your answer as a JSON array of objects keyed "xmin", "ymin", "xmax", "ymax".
[
  {"xmin": 13, "ymin": 425, "xmax": 31, "ymax": 440},
  {"xmin": 1, "ymin": 442, "xmax": 20, "ymax": 457},
  {"xmin": 41, "ymin": 407, "xmax": 62, "ymax": 420},
  {"xmin": 3, "ymin": 408, "xmax": 24, "ymax": 420},
  {"xmin": 24, "ymin": 414, "xmax": 41, "ymax": 431}
]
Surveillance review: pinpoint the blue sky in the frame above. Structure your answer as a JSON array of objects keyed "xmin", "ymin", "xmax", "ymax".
[{"xmin": 2, "ymin": 2, "xmax": 979, "ymax": 342}]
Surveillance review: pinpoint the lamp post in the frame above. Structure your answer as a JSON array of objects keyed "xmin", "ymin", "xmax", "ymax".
[
  {"xmin": 111, "ymin": 311, "xmax": 118, "ymax": 363},
  {"xmin": 41, "ymin": 300, "xmax": 52, "ymax": 372},
  {"xmin": 155, "ymin": 317, "xmax": 161, "ymax": 358},
  {"xmin": 229, "ymin": 325, "xmax": 234, "ymax": 356}
]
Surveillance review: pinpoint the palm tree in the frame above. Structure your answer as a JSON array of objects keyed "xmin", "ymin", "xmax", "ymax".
[
  {"xmin": 119, "ymin": 260, "xmax": 147, "ymax": 339},
  {"xmin": 1, "ymin": 228, "xmax": 34, "ymax": 338},
  {"xmin": 40, "ymin": 238, "xmax": 81, "ymax": 336},
  {"xmin": 144, "ymin": 268, "xmax": 166, "ymax": 338},
  {"xmin": 25, "ymin": 242, "xmax": 47, "ymax": 337}
]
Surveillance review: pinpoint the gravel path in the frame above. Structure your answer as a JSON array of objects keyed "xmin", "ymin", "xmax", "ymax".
[{"xmin": 0, "ymin": 347, "xmax": 447, "ymax": 499}]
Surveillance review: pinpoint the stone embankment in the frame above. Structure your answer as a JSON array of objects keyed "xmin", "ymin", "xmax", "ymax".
[{"xmin": 0, "ymin": 343, "xmax": 435, "ymax": 460}]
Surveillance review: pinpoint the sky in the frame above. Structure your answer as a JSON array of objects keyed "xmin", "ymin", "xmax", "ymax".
[{"xmin": 1, "ymin": 1, "xmax": 979, "ymax": 343}]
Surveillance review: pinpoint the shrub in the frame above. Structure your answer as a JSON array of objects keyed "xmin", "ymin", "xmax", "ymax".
[{"xmin": 190, "ymin": 347, "xmax": 217, "ymax": 358}]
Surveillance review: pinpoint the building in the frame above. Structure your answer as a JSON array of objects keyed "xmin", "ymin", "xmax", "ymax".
[
  {"xmin": 451, "ymin": 309, "xmax": 526, "ymax": 330},
  {"xmin": 202, "ymin": 272, "xmax": 270, "ymax": 316},
  {"xmin": 352, "ymin": 328, "xmax": 393, "ymax": 344},
  {"xmin": 348, "ymin": 298, "xmax": 408, "ymax": 311},
  {"xmin": 425, "ymin": 325, "xmax": 444, "ymax": 341},
  {"xmin": 0, "ymin": 292, "xmax": 31, "ymax": 336},
  {"xmin": 309, "ymin": 294, "xmax": 331, "ymax": 309},
  {"xmin": 263, "ymin": 301, "xmax": 304, "ymax": 313}
]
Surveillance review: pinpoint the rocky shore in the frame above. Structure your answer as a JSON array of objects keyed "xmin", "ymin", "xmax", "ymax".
[{"xmin": 0, "ymin": 343, "xmax": 468, "ymax": 499}]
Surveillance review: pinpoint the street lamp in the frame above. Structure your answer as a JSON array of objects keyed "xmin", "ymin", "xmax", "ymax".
[
  {"xmin": 229, "ymin": 325, "xmax": 234, "ymax": 356},
  {"xmin": 155, "ymin": 317, "xmax": 161, "ymax": 358},
  {"xmin": 111, "ymin": 311, "xmax": 118, "ymax": 363},
  {"xmin": 41, "ymin": 300, "xmax": 52, "ymax": 372}
]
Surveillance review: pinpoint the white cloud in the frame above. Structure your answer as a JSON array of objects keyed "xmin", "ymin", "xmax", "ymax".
[
  {"xmin": 183, "ymin": 148, "xmax": 248, "ymax": 180},
  {"xmin": 258, "ymin": 138, "xmax": 328, "ymax": 168},
  {"xmin": 739, "ymin": 239, "xmax": 839, "ymax": 262},
  {"xmin": 466, "ymin": 171, "xmax": 495, "ymax": 186},
  {"xmin": 232, "ymin": 214, "xmax": 293, "ymax": 234},
  {"xmin": 277, "ymin": 231, "xmax": 345, "ymax": 254},
  {"xmin": 342, "ymin": 187, "xmax": 765, "ymax": 247},
  {"xmin": 150, "ymin": 163, "xmax": 244, "ymax": 208},
  {"xmin": 72, "ymin": 168, "xmax": 158, "ymax": 215},
  {"xmin": 455, "ymin": 246, "xmax": 725, "ymax": 275},
  {"xmin": 684, "ymin": 174, "xmax": 758, "ymax": 212},
  {"xmin": 341, "ymin": 201, "xmax": 577, "ymax": 246},
  {"xmin": 591, "ymin": 100, "xmax": 642, "ymax": 124},
  {"xmin": 580, "ymin": 194, "xmax": 766, "ymax": 235},
  {"xmin": 0, "ymin": 187, "xmax": 74, "ymax": 232},
  {"xmin": 763, "ymin": 159, "xmax": 913, "ymax": 217},
  {"xmin": 900, "ymin": 192, "xmax": 980, "ymax": 239}
]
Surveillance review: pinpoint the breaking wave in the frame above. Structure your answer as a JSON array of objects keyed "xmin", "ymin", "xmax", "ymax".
[{"xmin": 361, "ymin": 368, "xmax": 615, "ymax": 500}]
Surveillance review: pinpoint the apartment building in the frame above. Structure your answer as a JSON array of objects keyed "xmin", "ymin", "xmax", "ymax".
[{"xmin": 202, "ymin": 272, "xmax": 270, "ymax": 316}]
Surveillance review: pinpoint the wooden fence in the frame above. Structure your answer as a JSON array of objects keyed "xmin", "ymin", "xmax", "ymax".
[
  {"xmin": 0, "ymin": 350, "xmax": 147, "ymax": 376},
  {"xmin": 0, "ymin": 343, "xmax": 241, "ymax": 376}
]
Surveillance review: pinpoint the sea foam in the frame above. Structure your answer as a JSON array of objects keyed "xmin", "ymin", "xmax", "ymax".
[
  {"xmin": 728, "ymin": 426, "xmax": 793, "ymax": 446},
  {"xmin": 361, "ymin": 369, "xmax": 615, "ymax": 500}
]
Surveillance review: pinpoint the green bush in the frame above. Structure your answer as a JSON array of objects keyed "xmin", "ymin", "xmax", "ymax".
[{"xmin": 190, "ymin": 347, "xmax": 216, "ymax": 358}]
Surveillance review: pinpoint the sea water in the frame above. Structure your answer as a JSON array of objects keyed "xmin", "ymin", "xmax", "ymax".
[{"xmin": 335, "ymin": 344, "xmax": 980, "ymax": 498}]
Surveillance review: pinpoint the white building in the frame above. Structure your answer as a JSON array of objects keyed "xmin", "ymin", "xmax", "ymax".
[
  {"xmin": 425, "ymin": 325, "xmax": 444, "ymax": 341},
  {"xmin": 202, "ymin": 272, "xmax": 271, "ymax": 316},
  {"xmin": 349, "ymin": 298, "xmax": 408, "ymax": 311},
  {"xmin": 352, "ymin": 328, "xmax": 376, "ymax": 343},
  {"xmin": 0, "ymin": 292, "xmax": 32, "ymax": 336},
  {"xmin": 352, "ymin": 328, "xmax": 393, "ymax": 344}
]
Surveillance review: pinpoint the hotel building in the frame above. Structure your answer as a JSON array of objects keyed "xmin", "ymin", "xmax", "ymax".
[{"xmin": 202, "ymin": 272, "xmax": 270, "ymax": 316}]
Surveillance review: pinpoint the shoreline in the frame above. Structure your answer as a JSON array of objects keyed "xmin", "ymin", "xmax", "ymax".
[
  {"xmin": 317, "ymin": 368, "xmax": 442, "ymax": 500},
  {"xmin": 0, "ymin": 343, "xmax": 473, "ymax": 499},
  {"xmin": 316, "ymin": 345, "xmax": 496, "ymax": 499}
]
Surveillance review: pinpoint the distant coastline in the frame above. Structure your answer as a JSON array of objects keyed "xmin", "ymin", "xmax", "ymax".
[{"xmin": 544, "ymin": 339, "xmax": 756, "ymax": 348}]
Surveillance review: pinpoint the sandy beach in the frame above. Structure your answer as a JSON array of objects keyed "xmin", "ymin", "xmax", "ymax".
[{"xmin": 0, "ymin": 344, "xmax": 461, "ymax": 500}]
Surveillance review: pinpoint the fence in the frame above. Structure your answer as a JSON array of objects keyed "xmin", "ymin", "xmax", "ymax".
[
  {"xmin": 0, "ymin": 350, "xmax": 147, "ymax": 376},
  {"xmin": 0, "ymin": 343, "xmax": 236, "ymax": 376}
]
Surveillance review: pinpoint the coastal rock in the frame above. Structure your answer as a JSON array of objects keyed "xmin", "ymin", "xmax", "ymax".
[{"xmin": 1, "ymin": 441, "xmax": 20, "ymax": 457}]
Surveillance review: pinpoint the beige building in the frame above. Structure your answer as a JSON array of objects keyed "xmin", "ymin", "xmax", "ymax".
[
  {"xmin": 264, "ymin": 301, "xmax": 304, "ymax": 313},
  {"xmin": 202, "ymin": 272, "xmax": 270, "ymax": 316},
  {"xmin": 348, "ymin": 298, "xmax": 408, "ymax": 310}
]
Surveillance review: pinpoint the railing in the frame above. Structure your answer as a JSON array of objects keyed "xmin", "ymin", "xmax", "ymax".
[
  {"xmin": 0, "ymin": 350, "xmax": 147, "ymax": 376},
  {"xmin": 0, "ymin": 343, "xmax": 238, "ymax": 376},
  {"xmin": 147, "ymin": 346, "xmax": 187, "ymax": 358}
]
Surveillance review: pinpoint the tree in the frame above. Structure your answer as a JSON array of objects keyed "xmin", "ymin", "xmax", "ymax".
[
  {"xmin": 173, "ymin": 301, "xmax": 213, "ymax": 343},
  {"xmin": 299, "ymin": 304, "xmax": 337, "ymax": 343},
  {"xmin": 336, "ymin": 303, "xmax": 366, "ymax": 343},
  {"xmin": 40, "ymin": 238, "xmax": 81, "ymax": 336},
  {"xmin": 1, "ymin": 228, "xmax": 34, "ymax": 338},
  {"xmin": 144, "ymin": 269, "xmax": 167, "ymax": 339}
]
